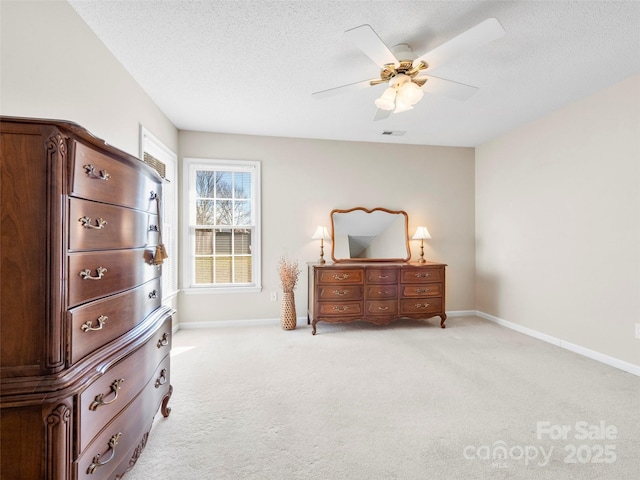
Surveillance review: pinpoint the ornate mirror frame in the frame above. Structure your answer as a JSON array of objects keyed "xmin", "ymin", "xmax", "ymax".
[{"xmin": 330, "ymin": 207, "xmax": 411, "ymax": 262}]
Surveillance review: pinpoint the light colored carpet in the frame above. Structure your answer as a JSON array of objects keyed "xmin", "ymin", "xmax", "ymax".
[{"xmin": 124, "ymin": 316, "xmax": 639, "ymax": 480}]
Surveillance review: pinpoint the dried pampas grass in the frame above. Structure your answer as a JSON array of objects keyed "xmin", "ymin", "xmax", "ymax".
[{"xmin": 278, "ymin": 256, "xmax": 300, "ymax": 292}]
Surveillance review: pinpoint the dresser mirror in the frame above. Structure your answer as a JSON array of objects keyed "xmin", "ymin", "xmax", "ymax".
[{"xmin": 331, "ymin": 207, "xmax": 411, "ymax": 262}]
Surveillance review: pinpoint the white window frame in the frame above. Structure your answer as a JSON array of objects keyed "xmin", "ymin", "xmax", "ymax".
[
  {"xmin": 183, "ymin": 157, "xmax": 262, "ymax": 294},
  {"xmin": 140, "ymin": 127, "xmax": 179, "ymax": 302}
]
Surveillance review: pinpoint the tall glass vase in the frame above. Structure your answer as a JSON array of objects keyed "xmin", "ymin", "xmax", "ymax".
[{"xmin": 280, "ymin": 291, "xmax": 296, "ymax": 330}]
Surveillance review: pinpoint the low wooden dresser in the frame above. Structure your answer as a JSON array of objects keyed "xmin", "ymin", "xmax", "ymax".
[
  {"xmin": 0, "ymin": 117, "xmax": 174, "ymax": 479},
  {"xmin": 308, "ymin": 262, "xmax": 447, "ymax": 334}
]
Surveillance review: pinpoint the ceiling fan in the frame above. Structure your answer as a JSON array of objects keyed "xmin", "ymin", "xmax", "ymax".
[{"xmin": 312, "ymin": 18, "xmax": 505, "ymax": 120}]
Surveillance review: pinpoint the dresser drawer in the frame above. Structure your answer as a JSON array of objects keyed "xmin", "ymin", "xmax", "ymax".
[
  {"xmin": 365, "ymin": 300, "xmax": 397, "ymax": 315},
  {"xmin": 400, "ymin": 267, "xmax": 443, "ymax": 284},
  {"xmin": 365, "ymin": 268, "xmax": 398, "ymax": 284},
  {"xmin": 71, "ymin": 141, "xmax": 160, "ymax": 212},
  {"xmin": 68, "ymin": 248, "xmax": 160, "ymax": 307},
  {"xmin": 400, "ymin": 283, "xmax": 442, "ymax": 298},
  {"xmin": 75, "ymin": 356, "xmax": 171, "ymax": 480},
  {"xmin": 318, "ymin": 285, "xmax": 363, "ymax": 301},
  {"xmin": 317, "ymin": 302, "xmax": 363, "ymax": 317},
  {"xmin": 399, "ymin": 297, "xmax": 443, "ymax": 315},
  {"xmin": 78, "ymin": 315, "xmax": 171, "ymax": 453},
  {"xmin": 317, "ymin": 268, "xmax": 364, "ymax": 284},
  {"xmin": 365, "ymin": 285, "xmax": 397, "ymax": 299},
  {"xmin": 69, "ymin": 279, "xmax": 162, "ymax": 365},
  {"xmin": 69, "ymin": 198, "xmax": 158, "ymax": 251}
]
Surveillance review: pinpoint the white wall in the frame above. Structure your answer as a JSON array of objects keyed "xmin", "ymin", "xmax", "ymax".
[
  {"xmin": 8, "ymin": 1, "xmax": 634, "ymax": 371},
  {"xmin": 1, "ymin": 0, "xmax": 179, "ymax": 319},
  {"xmin": 178, "ymin": 131, "xmax": 476, "ymax": 324},
  {"xmin": 0, "ymin": 0, "xmax": 177, "ymax": 156},
  {"xmin": 476, "ymin": 74, "xmax": 640, "ymax": 366}
]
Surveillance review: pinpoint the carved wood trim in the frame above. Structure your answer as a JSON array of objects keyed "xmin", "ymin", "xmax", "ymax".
[
  {"xmin": 114, "ymin": 431, "xmax": 149, "ymax": 479},
  {"xmin": 44, "ymin": 130, "xmax": 67, "ymax": 371},
  {"xmin": 45, "ymin": 403, "xmax": 72, "ymax": 480}
]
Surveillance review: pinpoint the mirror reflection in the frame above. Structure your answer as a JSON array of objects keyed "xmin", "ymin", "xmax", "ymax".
[{"xmin": 331, "ymin": 207, "xmax": 410, "ymax": 262}]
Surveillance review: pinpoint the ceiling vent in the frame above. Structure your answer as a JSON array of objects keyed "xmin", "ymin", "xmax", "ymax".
[{"xmin": 381, "ymin": 130, "xmax": 406, "ymax": 136}]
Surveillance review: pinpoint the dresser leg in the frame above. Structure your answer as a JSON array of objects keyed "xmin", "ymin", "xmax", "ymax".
[
  {"xmin": 440, "ymin": 314, "xmax": 447, "ymax": 328},
  {"xmin": 161, "ymin": 385, "xmax": 173, "ymax": 417},
  {"xmin": 307, "ymin": 314, "xmax": 310, "ymax": 325},
  {"xmin": 312, "ymin": 320, "xmax": 317, "ymax": 335}
]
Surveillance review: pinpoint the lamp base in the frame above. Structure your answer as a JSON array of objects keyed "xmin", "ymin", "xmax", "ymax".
[{"xmin": 418, "ymin": 243, "xmax": 426, "ymax": 263}]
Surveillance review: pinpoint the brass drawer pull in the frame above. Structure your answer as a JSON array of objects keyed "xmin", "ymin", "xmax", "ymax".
[
  {"xmin": 89, "ymin": 379, "xmax": 124, "ymax": 411},
  {"xmin": 414, "ymin": 303, "xmax": 430, "ymax": 309},
  {"xmin": 332, "ymin": 273, "xmax": 350, "ymax": 280},
  {"xmin": 79, "ymin": 267, "xmax": 107, "ymax": 280},
  {"xmin": 87, "ymin": 433, "xmax": 121, "ymax": 474},
  {"xmin": 157, "ymin": 332, "xmax": 170, "ymax": 348},
  {"xmin": 149, "ymin": 290, "xmax": 158, "ymax": 299},
  {"xmin": 333, "ymin": 289, "xmax": 349, "ymax": 296},
  {"xmin": 414, "ymin": 272, "xmax": 430, "ymax": 278},
  {"xmin": 81, "ymin": 315, "xmax": 108, "ymax": 332},
  {"xmin": 84, "ymin": 164, "xmax": 111, "ymax": 181},
  {"xmin": 79, "ymin": 216, "xmax": 107, "ymax": 230},
  {"xmin": 377, "ymin": 306, "xmax": 389, "ymax": 311},
  {"xmin": 155, "ymin": 369, "xmax": 168, "ymax": 388},
  {"xmin": 378, "ymin": 275, "xmax": 389, "ymax": 279},
  {"xmin": 332, "ymin": 306, "xmax": 349, "ymax": 312},
  {"xmin": 378, "ymin": 290, "xmax": 390, "ymax": 295},
  {"xmin": 415, "ymin": 288, "xmax": 430, "ymax": 294}
]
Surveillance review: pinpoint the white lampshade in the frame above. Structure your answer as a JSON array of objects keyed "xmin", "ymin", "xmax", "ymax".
[
  {"xmin": 375, "ymin": 87, "xmax": 396, "ymax": 111},
  {"xmin": 312, "ymin": 225, "xmax": 330, "ymax": 240},
  {"xmin": 412, "ymin": 226, "xmax": 432, "ymax": 240}
]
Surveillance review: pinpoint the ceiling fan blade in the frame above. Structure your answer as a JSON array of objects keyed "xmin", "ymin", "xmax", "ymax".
[
  {"xmin": 373, "ymin": 108, "xmax": 392, "ymax": 122},
  {"xmin": 312, "ymin": 79, "xmax": 377, "ymax": 99},
  {"xmin": 412, "ymin": 18, "xmax": 505, "ymax": 71},
  {"xmin": 418, "ymin": 75, "xmax": 479, "ymax": 101},
  {"xmin": 345, "ymin": 24, "xmax": 399, "ymax": 69}
]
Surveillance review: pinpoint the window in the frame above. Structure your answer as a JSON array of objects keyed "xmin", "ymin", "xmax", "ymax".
[
  {"xmin": 140, "ymin": 127, "xmax": 178, "ymax": 301},
  {"xmin": 184, "ymin": 158, "xmax": 261, "ymax": 292}
]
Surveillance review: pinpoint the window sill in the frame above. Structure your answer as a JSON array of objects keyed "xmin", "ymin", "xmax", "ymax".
[{"xmin": 183, "ymin": 286, "xmax": 262, "ymax": 295}]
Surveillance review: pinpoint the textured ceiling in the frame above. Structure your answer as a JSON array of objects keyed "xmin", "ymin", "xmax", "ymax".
[{"xmin": 68, "ymin": 0, "xmax": 640, "ymax": 147}]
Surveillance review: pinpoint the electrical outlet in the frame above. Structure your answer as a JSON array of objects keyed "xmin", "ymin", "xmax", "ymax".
[
  {"xmin": 270, "ymin": 292, "xmax": 277, "ymax": 302},
  {"xmin": 635, "ymin": 323, "xmax": 640, "ymax": 339}
]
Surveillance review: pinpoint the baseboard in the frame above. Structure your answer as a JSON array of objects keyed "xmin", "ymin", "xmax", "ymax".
[
  {"xmin": 476, "ymin": 311, "xmax": 640, "ymax": 376},
  {"xmin": 178, "ymin": 312, "xmax": 474, "ymax": 330},
  {"xmin": 178, "ymin": 317, "xmax": 282, "ymax": 329},
  {"xmin": 446, "ymin": 310, "xmax": 477, "ymax": 317}
]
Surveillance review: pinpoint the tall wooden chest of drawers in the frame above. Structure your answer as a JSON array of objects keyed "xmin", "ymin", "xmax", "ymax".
[
  {"xmin": 308, "ymin": 262, "xmax": 447, "ymax": 334},
  {"xmin": 0, "ymin": 117, "xmax": 174, "ymax": 479}
]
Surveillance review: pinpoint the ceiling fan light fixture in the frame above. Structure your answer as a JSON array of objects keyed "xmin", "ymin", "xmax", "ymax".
[
  {"xmin": 399, "ymin": 81, "xmax": 424, "ymax": 105},
  {"xmin": 394, "ymin": 96, "xmax": 414, "ymax": 113},
  {"xmin": 390, "ymin": 73, "xmax": 411, "ymax": 89},
  {"xmin": 375, "ymin": 87, "xmax": 396, "ymax": 111}
]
